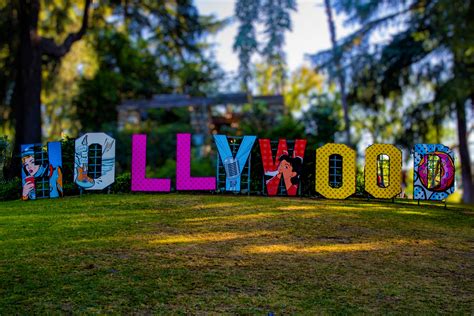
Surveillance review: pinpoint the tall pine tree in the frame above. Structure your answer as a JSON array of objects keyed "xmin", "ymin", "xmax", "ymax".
[
  {"xmin": 261, "ymin": 0, "xmax": 296, "ymax": 94},
  {"xmin": 233, "ymin": 0, "xmax": 295, "ymax": 95},
  {"xmin": 233, "ymin": 0, "xmax": 260, "ymax": 93}
]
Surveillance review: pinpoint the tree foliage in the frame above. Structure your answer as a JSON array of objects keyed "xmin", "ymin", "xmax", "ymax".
[
  {"xmin": 233, "ymin": 0, "xmax": 260, "ymax": 92},
  {"xmin": 233, "ymin": 0, "xmax": 296, "ymax": 93},
  {"xmin": 310, "ymin": 0, "xmax": 474, "ymax": 203},
  {"xmin": 0, "ymin": 1, "xmax": 224, "ymax": 141},
  {"xmin": 261, "ymin": 0, "xmax": 296, "ymax": 92},
  {"xmin": 76, "ymin": 1, "xmax": 224, "ymax": 132},
  {"xmin": 254, "ymin": 63, "xmax": 323, "ymax": 112}
]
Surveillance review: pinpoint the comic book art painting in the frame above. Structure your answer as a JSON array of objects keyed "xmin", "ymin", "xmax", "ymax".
[
  {"xmin": 413, "ymin": 144, "xmax": 455, "ymax": 200},
  {"xmin": 259, "ymin": 139, "xmax": 307, "ymax": 196},
  {"xmin": 214, "ymin": 135, "xmax": 256, "ymax": 192},
  {"xmin": 21, "ymin": 142, "xmax": 63, "ymax": 200},
  {"xmin": 74, "ymin": 133, "xmax": 116, "ymax": 190}
]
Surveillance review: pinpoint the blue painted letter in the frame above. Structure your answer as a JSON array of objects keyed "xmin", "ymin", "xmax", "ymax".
[{"xmin": 213, "ymin": 135, "xmax": 256, "ymax": 192}]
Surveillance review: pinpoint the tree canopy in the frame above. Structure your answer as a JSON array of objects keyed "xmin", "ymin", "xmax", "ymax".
[
  {"xmin": 310, "ymin": 0, "xmax": 474, "ymax": 203},
  {"xmin": 0, "ymin": 0, "xmax": 224, "ymax": 142}
]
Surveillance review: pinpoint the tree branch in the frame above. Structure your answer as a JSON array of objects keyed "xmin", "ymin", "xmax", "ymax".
[{"xmin": 40, "ymin": 0, "xmax": 92, "ymax": 58}]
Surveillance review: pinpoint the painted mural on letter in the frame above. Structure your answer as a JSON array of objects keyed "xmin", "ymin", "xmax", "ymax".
[
  {"xmin": 413, "ymin": 144, "xmax": 455, "ymax": 200},
  {"xmin": 21, "ymin": 142, "xmax": 63, "ymax": 200},
  {"xmin": 75, "ymin": 133, "xmax": 116, "ymax": 190}
]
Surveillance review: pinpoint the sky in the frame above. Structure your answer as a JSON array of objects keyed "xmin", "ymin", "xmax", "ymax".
[{"xmin": 194, "ymin": 0, "xmax": 351, "ymax": 73}]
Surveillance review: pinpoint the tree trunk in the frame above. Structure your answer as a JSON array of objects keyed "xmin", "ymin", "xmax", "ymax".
[
  {"xmin": 12, "ymin": 0, "xmax": 91, "ymax": 158},
  {"xmin": 13, "ymin": 0, "xmax": 42, "ymax": 152},
  {"xmin": 456, "ymin": 99, "xmax": 474, "ymax": 204},
  {"xmin": 324, "ymin": 0, "xmax": 351, "ymax": 147}
]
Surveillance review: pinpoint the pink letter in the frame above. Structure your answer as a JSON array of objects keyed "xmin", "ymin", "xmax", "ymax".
[
  {"xmin": 176, "ymin": 133, "xmax": 216, "ymax": 190},
  {"xmin": 131, "ymin": 134, "xmax": 171, "ymax": 192}
]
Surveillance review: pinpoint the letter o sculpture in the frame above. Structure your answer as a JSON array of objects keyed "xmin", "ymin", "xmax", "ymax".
[
  {"xmin": 364, "ymin": 144, "xmax": 402, "ymax": 199},
  {"xmin": 315, "ymin": 143, "xmax": 356, "ymax": 199}
]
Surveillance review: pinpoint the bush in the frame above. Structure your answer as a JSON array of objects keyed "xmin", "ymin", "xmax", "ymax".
[
  {"xmin": 112, "ymin": 173, "xmax": 131, "ymax": 193},
  {"xmin": 356, "ymin": 168, "xmax": 366, "ymax": 197},
  {"xmin": 63, "ymin": 182, "xmax": 80, "ymax": 196},
  {"xmin": 0, "ymin": 136, "xmax": 11, "ymax": 180},
  {"xmin": 0, "ymin": 178, "xmax": 21, "ymax": 201}
]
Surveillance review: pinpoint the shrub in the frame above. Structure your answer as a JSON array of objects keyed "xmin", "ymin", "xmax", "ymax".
[
  {"xmin": 0, "ymin": 136, "xmax": 11, "ymax": 180},
  {"xmin": 0, "ymin": 178, "xmax": 21, "ymax": 201},
  {"xmin": 356, "ymin": 168, "xmax": 366, "ymax": 197},
  {"xmin": 112, "ymin": 173, "xmax": 131, "ymax": 193}
]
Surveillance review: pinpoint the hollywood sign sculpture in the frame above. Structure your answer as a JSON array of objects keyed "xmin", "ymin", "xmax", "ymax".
[{"xmin": 21, "ymin": 133, "xmax": 456, "ymax": 201}]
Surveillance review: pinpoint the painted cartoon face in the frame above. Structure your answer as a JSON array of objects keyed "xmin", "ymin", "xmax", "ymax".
[
  {"xmin": 278, "ymin": 160, "xmax": 296, "ymax": 179},
  {"xmin": 23, "ymin": 156, "xmax": 39, "ymax": 176}
]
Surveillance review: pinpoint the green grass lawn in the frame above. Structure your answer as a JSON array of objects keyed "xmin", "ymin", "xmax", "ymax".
[{"xmin": 0, "ymin": 194, "xmax": 473, "ymax": 314}]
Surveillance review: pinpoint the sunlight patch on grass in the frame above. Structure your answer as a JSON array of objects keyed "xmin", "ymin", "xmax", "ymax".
[
  {"xmin": 243, "ymin": 239, "xmax": 433, "ymax": 254},
  {"xmin": 149, "ymin": 231, "xmax": 272, "ymax": 244},
  {"xmin": 276, "ymin": 205, "xmax": 317, "ymax": 211},
  {"xmin": 396, "ymin": 210, "xmax": 434, "ymax": 216},
  {"xmin": 244, "ymin": 242, "xmax": 383, "ymax": 254},
  {"xmin": 184, "ymin": 212, "xmax": 282, "ymax": 223}
]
